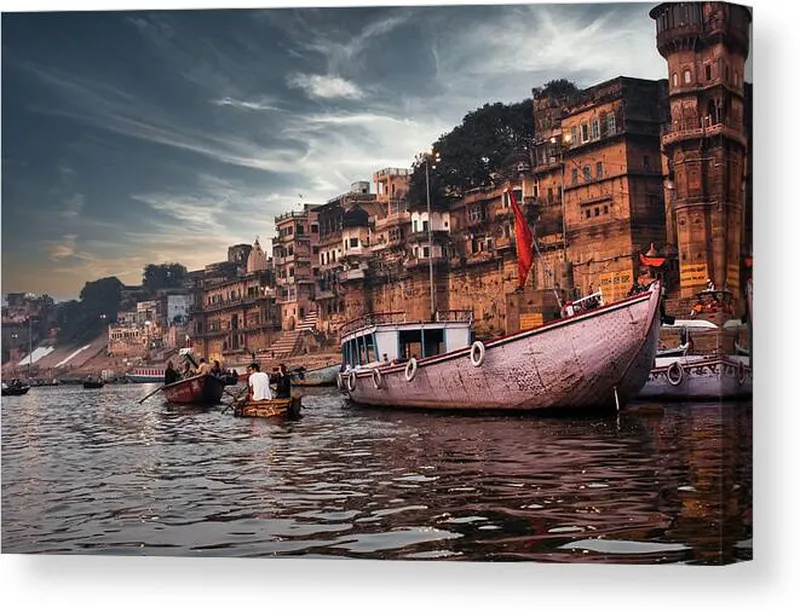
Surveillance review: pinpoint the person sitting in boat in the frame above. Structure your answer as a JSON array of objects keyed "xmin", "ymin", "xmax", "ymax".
[
  {"xmin": 196, "ymin": 358, "xmax": 212, "ymax": 376},
  {"xmin": 164, "ymin": 360, "xmax": 180, "ymax": 385},
  {"xmin": 210, "ymin": 359, "xmax": 222, "ymax": 377},
  {"xmin": 182, "ymin": 361, "xmax": 194, "ymax": 378},
  {"xmin": 246, "ymin": 362, "xmax": 272, "ymax": 401},
  {"xmin": 275, "ymin": 363, "xmax": 291, "ymax": 399}
]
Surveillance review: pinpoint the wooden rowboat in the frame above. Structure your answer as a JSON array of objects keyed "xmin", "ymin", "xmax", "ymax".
[
  {"xmin": 1, "ymin": 385, "xmax": 30, "ymax": 396},
  {"xmin": 233, "ymin": 396, "xmax": 302, "ymax": 419},
  {"xmin": 162, "ymin": 373, "xmax": 225, "ymax": 405}
]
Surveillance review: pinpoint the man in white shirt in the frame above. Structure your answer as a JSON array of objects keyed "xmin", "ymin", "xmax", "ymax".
[{"xmin": 247, "ymin": 362, "xmax": 272, "ymax": 401}]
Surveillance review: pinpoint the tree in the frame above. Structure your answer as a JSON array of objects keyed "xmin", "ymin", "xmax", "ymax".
[
  {"xmin": 531, "ymin": 78, "xmax": 579, "ymax": 99},
  {"xmin": 407, "ymin": 99, "xmax": 534, "ymax": 208},
  {"xmin": 142, "ymin": 263, "xmax": 188, "ymax": 294}
]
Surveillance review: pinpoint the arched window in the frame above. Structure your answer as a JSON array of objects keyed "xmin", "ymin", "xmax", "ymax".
[
  {"xmin": 683, "ymin": 69, "xmax": 691, "ymax": 84},
  {"xmin": 672, "ymin": 72, "xmax": 678, "ymax": 87}
]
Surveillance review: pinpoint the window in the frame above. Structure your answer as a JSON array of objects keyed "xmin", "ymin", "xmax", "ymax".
[
  {"xmin": 423, "ymin": 247, "xmax": 430, "ymax": 258},
  {"xmin": 413, "ymin": 219, "xmax": 418, "ymax": 232},
  {"xmin": 591, "ymin": 117, "xmax": 600, "ymax": 140},
  {"xmin": 683, "ymin": 68, "xmax": 691, "ymax": 84},
  {"xmin": 705, "ymin": 64, "xmax": 712, "ymax": 81},
  {"xmin": 594, "ymin": 207, "xmax": 600, "ymax": 217},
  {"xmin": 289, "ymin": 267, "xmax": 294, "ymax": 277},
  {"xmin": 312, "ymin": 246, "xmax": 319, "ymax": 254},
  {"xmin": 532, "ymin": 182, "xmax": 539, "ymax": 199},
  {"xmin": 296, "ymin": 225, "xmax": 304, "ymax": 235},
  {"xmin": 607, "ymin": 114, "xmax": 616, "ymax": 135},
  {"xmin": 581, "ymin": 122, "xmax": 590, "ymax": 143},
  {"xmin": 603, "ymin": 204, "xmax": 609, "ymax": 214},
  {"xmin": 422, "ymin": 220, "xmax": 429, "ymax": 232},
  {"xmin": 585, "ymin": 209, "xmax": 591, "ymax": 219},
  {"xmin": 349, "ymin": 237, "xmax": 358, "ymax": 248},
  {"xmin": 583, "ymin": 165, "xmax": 591, "ymax": 182},
  {"xmin": 547, "ymin": 187, "xmax": 554, "ymax": 203},
  {"xmin": 596, "ymin": 161, "xmax": 604, "ymax": 178},
  {"xmin": 672, "ymin": 73, "xmax": 678, "ymax": 87},
  {"xmin": 570, "ymin": 126, "xmax": 578, "ymax": 144},
  {"xmin": 287, "ymin": 226, "xmax": 293, "ymax": 235},
  {"xmin": 288, "ymin": 245, "xmax": 294, "ymax": 256},
  {"xmin": 572, "ymin": 168, "xmax": 579, "ymax": 185},
  {"xmin": 311, "ymin": 224, "xmax": 318, "ymax": 233}
]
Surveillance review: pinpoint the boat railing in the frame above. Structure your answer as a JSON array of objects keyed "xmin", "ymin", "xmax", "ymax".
[
  {"xmin": 340, "ymin": 311, "xmax": 408, "ymax": 336},
  {"xmin": 565, "ymin": 290, "xmax": 605, "ymax": 316}
]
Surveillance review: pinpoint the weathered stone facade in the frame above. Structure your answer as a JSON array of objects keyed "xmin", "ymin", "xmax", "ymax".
[{"xmin": 650, "ymin": 2, "xmax": 752, "ymax": 300}]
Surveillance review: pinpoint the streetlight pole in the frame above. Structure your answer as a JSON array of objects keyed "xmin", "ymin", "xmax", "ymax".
[{"xmin": 424, "ymin": 150, "xmax": 440, "ymax": 321}]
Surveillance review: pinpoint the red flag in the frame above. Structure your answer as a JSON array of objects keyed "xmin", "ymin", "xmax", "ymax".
[{"xmin": 509, "ymin": 189, "xmax": 533, "ymax": 288}]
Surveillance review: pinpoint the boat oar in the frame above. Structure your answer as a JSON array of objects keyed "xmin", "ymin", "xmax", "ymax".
[
  {"xmin": 221, "ymin": 387, "xmax": 248, "ymax": 414},
  {"xmin": 137, "ymin": 384, "xmax": 166, "ymax": 404}
]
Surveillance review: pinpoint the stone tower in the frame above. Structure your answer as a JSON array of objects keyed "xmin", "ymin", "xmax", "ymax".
[{"xmin": 650, "ymin": 2, "xmax": 751, "ymax": 299}]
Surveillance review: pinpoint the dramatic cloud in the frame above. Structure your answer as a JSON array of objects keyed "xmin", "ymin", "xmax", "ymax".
[{"xmin": 286, "ymin": 73, "xmax": 366, "ymax": 100}]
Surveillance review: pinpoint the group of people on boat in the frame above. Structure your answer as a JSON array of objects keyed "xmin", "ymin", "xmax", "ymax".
[
  {"xmin": 163, "ymin": 357, "xmax": 238, "ymax": 386},
  {"xmin": 245, "ymin": 362, "xmax": 291, "ymax": 401},
  {"xmin": 1, "ymin": 378, "xmax": 26, "ymax": 391}
]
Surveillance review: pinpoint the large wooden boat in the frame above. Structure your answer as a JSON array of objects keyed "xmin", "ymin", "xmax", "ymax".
[
  {"xmin": 338, "ymin": 282, "xmax": 662, "ymax": 412},
  {"xmin": 233, "ymin": 396, "xmax": 301, "ymax": 419},
  {"xmin": 638, "ymin": 355, "xmax": 751, "ymax": 401},
  {"xmin": 162, "ymin": 373, "xmax": 226, "ymax": 405},
  {"xmin": 82, "ymin": 379, "xmax": 105, "ymax": 389},
  {"xmin": 290, "ymin": 364, "xmax": 340, "ymax": 387}
]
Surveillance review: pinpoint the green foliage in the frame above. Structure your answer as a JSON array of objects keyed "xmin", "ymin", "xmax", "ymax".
[
  {"xmin": 143, "ymin": 263, "xmax": 188, "ymax": 293},
  {"xmin": 408, "ymin": 99, "xmax": 534, "ymax": 208},
  {"xmin": 532, "ymin": 78, "xmax": 579, "ymax": 99},
  {"xmin": 56, "ymin": 277, "xmax": 123, "ymax": 344}
]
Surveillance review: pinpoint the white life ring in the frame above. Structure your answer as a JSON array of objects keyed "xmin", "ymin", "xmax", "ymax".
[
  {"xmin": 347, "ymin": 370, "xmax": 357, "ymax": 392},
  {"xmin": 372, "ymin": 368, "xmax": 383, "ymax": 389},
  {"xmin": 470, "ymin": 340, "xmax": 486, "ymax": 367},
  {"xmin": 666, "ymin": 361, "xmax": 684, "ymax": 386},
  {"xmin": 737, "ymin": 361, "xmax": 747, "ymax": 385},
  {"xmin": 405, "ymin": 357, "xmax": 418, "ymax": 382}
]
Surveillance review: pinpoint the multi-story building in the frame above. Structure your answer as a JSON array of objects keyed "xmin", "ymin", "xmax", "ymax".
[
  {"xmin": 272, "ymin": 205, "xmax": 319, "ymax": 330},
  {"xmin": 192, "ymin": 239, "xmax": 280, "ymax": 362},
  {"xmin": 558, "ymin": 76, "xmax": 669, "ymax": 303},
  {"xmin": 650, "ymin": 2, "xmax": 752, "ymax": 301}
]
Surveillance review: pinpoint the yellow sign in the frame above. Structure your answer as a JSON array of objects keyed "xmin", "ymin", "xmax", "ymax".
[
  {"xmin": 598, "ymin": 269, "xmax": 633, "ymax": 303},
  {"xmin": 680, "ymin": 263, "xmax": 708, "ymax": 286},
  {"xmin": 726, "ymin": 263, "xmax": 740, "ymax": 290},
  {"xmin": 520, "ymin": 313, "xmax": 543, "ymax": 330}
]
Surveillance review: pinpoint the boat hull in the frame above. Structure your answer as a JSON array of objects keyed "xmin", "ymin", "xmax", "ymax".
[
  {"xmin": 291, "ymin": 364, "xmax": 340, "ymax": 387},
  {"xmin": 638, "ymin": 355, "xmax": 752, "ymax": 401},
  {"xmin": 83, "ymin": 381, "xmax": 105, "ymax": 389},
  {"xmin": 162, "ymin": 374, "xmax": 225, "ymax": 405},
  {"xmin": 126, "ymin": 371, "xmax": 164, "ymax": 384},
  {"xmin": 234, "ymin": 397, "xmax": 301, "ymax": 419},
  {"xmin": 2, "ymin": 386, "xmax": 30, "ymax": 396},
  {"xmin": 344, "ymin": 284, "xmax": 661, "ymax": 411}
]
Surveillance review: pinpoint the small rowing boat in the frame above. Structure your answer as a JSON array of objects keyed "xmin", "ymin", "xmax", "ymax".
[
  {"xmin": 233, "ymin": 396, "xmax": 302, "ymax": 419},
  {"xmin": 162, "ymin": 373, "xmax": 226, "ymax": 405}
]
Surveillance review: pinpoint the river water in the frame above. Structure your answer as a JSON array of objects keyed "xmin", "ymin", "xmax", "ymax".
[{"xmin": 1, "ymin": 384, "xmax": 751, "ymax": 564}]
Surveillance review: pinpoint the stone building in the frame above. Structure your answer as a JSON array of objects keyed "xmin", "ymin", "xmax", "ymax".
[
  {"xmin": 191, "ymin": 239, "xmax": 280, "ymax": 362},
  {"xmin": 650, "ymin": 2, "xmax": 752, "ymax": 301},
  {"xmin": 272, "ymin": 204, "xmax": 319, "ymax": 330}
]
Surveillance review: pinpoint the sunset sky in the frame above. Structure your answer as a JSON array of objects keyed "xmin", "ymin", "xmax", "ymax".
[{"xmin": 1, "ymin": 1, "xmax": 754, "ymax": 301}]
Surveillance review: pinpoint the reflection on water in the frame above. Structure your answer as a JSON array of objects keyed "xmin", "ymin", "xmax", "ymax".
[{"xmin": 1, "ymin": 384, "xmax": 751, "ymax": 564}]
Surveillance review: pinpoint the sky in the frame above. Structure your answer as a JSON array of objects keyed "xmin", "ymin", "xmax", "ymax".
[{"xmin": 1, "ymin": 0, "xmax": 754, "ymax": 301}]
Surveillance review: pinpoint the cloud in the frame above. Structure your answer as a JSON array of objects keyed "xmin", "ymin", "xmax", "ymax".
[
  {"xmin": 211, "ymin": 96, "xmax": 282, "ymax": 112},
  {"xmin": 62, "ymin": 193, "xmax": 85, "ymax": 218},
  {"xmin": 286, "ymin": 73, "xmax": 366, "ymax": 100},
  {"xmin": 46, "ymin": 234, "xmax": 79, "ymax": 261}
]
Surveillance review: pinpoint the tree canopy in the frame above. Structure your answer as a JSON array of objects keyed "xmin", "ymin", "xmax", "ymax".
[
  {"xmin": 142, "ymin": 263, "xmax": 188, "ymax": 293},
  {"xmin": 56, "ymin": 276, "xmax": 123, "ymax": 344},
  {"xmin": 532, "ymin": 78, "xmax": 579, "ymax": 99},
  {"xmin": 407, "ymin": 99, "xmax": 534, "ymax": 208}
]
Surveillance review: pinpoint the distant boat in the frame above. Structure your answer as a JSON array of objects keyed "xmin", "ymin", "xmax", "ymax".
[
  {"xmin": 338, "ymin": 281, "xmax": 662, "ymax": 412},
  {"xmin": 83, "ymin": 379, "xmax": 105, "ymax": 389},
  {"xmin": 162, "ymin": 373, "xmax": 225, "ymax": 405},
  {"xmin": 1, "ymin": 384, "xmax": 30, "ymax": 396},
  {"xmin": 126, "ymin": 368, "xmax": 165, "ymax": 383},
  {"xmin": 290, "ymin": 364, "xmax": 340, "ymax": 387}
]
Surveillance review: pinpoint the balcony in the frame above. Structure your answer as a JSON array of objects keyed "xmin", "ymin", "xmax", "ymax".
[
  {"xmin": 661, "ymin": 121, "xmax": 747, "ymax": 148},
  {"xmin": 408, "ymin": 229, "xmax": 449, "ymax": 243},
  {"xmin": 339, "ymin": 268, "xmax": 365, "ymax": 282},
  {"xmin": 199, "ymin": 294, "xmax": 271, "ymax": 314}
]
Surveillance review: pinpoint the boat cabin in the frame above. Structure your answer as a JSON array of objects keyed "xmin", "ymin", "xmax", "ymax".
[{"xmin": 339, "ymin": 310, "xmax": 473, "ymax": 369}]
